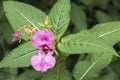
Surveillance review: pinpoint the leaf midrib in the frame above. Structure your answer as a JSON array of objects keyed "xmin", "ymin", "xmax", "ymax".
[
  {"xmin": 79, "ymin": 54, "xmax": 102, "ymax": 80},
  {"xmin": 98, "ymin": 28, "xmax": 120, "ymax": 37},
  {"xmin": 13, "ymin": 49, "xmax": 36, "ymax": 59},
  {"xmin": 0, "ymin": 50, "xmax": 37, "ymax": 67},
  {"xmin": 62, "ymin": 41, "xmax": 111, "ymax": 53},
  {"xmin": 13, "ymin": 7, "xmax": 39, "ymax": 30},
  {"xmin": 53, "ymin": 0, "xmax": 66, "ymax": 34}
]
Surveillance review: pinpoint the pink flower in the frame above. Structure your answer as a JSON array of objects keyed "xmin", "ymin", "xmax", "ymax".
[
  {"xmin": 12, "ymin": 30, "xmax": 22, "ymax": 42},
  {"xmin": 32, "ymin": 30, "xmax": 54, "ymax": 49},
  {"xmin": 31, "ymin": 54, "xmax": 56, "ymax": 72},
  {"xmin": 31, "ymin": 30, "xmax": 56, "ymax": 72}
]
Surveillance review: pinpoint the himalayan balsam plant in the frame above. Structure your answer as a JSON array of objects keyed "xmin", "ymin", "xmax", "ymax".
[{"xmin": 1, "ymin": 0, "xmax": 120, "ymax": 80}]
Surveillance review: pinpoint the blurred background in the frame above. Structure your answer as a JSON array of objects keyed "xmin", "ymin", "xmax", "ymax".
[{"xmin": 0, "ymin": 0, "xmax": 120, "ymax": 80}]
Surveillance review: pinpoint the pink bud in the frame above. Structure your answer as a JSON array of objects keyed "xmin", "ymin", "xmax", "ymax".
[{"xmin": 12, "ymin": 30, "xmax": 21, "ymax": 42}]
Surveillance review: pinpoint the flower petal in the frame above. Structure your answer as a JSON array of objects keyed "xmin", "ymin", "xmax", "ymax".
[
  {"xmin": 31, "ymin": 55, "xmax": 42, "ymax": 71},
  {"xmin": 31, "ymin": 55, "xmax": 56, "ymax": 72},
  {"xmin": 32, "ymin": 30, "xmax": 54, "ymax": 49}
]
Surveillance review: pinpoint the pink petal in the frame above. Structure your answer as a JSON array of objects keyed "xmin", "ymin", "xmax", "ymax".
[
  {"xmin": 39, "ymin": 55, "xmax": 56, "ymax": 72},
  {"xmin": 31, "ymin": 55, "xmax": 42, "ymax": 71},
  {"xmin": 32, "ymin": 30, "xmax": 54, "ymax": 49},
  {"xmin": 44, "ymin": 55, "xmax": 56, "ymax": 69},
  {"xmin": 31, "ymin": 55, "xmax": 56, "ymax": 72}
]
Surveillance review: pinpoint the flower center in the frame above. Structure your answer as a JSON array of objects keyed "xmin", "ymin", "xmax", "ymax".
[{"xmin": 42, "ymin": 45, "xmax": 53, "ymax": 54}]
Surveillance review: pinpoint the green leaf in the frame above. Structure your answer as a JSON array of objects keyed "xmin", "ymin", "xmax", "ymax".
[
  {"xmin": 49, "ymin": 0, "xmax": 71, "ymax": 39},
  {"xmin": 41, "ymin": 62, "xmax": 72, "ymax": 80},
  {"xmin": 71, "ymin": 3, "xmax": 87, "ymax": 31},
  {"xmin": 86, "ymin": 67, "xmax": 119, "ymax": 80},
  {"xmin": 57, "ymin": 31, "xmax": 117, "ymax": 55},
  {"xmin": 16, "ymin": 69, "xmax": 41, "ymax": 80},
  {"xmin": 3, "ymin": 1, "xmax": 46, "ymax": 40},
  {"xmin": 90, "ymin": 22, "xmax": 120, "ymax": 46},
  {"xmin": 99, "ymin": 67, "xmax": 118, "ymax": 80},
  {"xmin": 0, "ymin": 68, "xmax": 11, "ymax": 80},
  {"xmin": 73, "ymin": 53, "xmax": 113, "ymax": 80},
  {"xmin": 0, "ymin": 41, "xmax": 37, "ymax": 68},
  {"xmin": 0, "ymin": 22, "xmax": 13, "ymax": 43},
  {"xmin": 0, "ymin": 1, "xmax": 4, "ymax": 20},
  {"xmin": 80, "ymin": 0, "xmax": 93, "ymax": 5},
  {"xmin": 107, "ymin": 7, "xmax": 120, "ymax": 21},
  {"xmin": 95, "ymin": 10, "xmax": 112, "ymax": 23},
  {"xmin": 93, "ymin": 0, "xmax": 109, "ymax": 9}
]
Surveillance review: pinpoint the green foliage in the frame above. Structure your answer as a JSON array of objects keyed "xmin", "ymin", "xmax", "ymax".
[
  {"xmin": 86, "ymin": 67, "xmax": 119, "ymax": 80},
  {"xmin": 1, "ymin": 0, "xmax": 120, "ymax": 80},
  {"xmin": 80, "ymin": 0, "xmax": 93, "ymax": 5},
  {"xmin": 3, "ymin": 1, "xmax": 46, "ymax": 40},
  {"xmin": 49, "ymin": 0, "xmax": 71, "ymax": 39},
  {"xmin": 73, "ymin": 53, "xmax": 113, "ymax": 80},
  {"xmin": 58, "ymin": 22, "xmax": 120, "ymax": 79},
  {"xmin": 95, "ymin": 10, "xmax": 112, "ymax": 23},
  {"xmin": 99, "ymin": 68, "xmax": 118, "ymax": 80},
  {"xmin": 107, "ymin": 7, "xmax": 120, "ymax": 21},
  {"xmin": 90, "ymin": 22, "xmax": 120, "ymax": 46},
  {"xmin": 0, "ymin": 69, "xmax": 11, "ymax": 80},
  {"xmin": 71, "ymin": 3, "xmax": 87, "ymax": 31},
  {"xmin": 57, "ymin": 31, "xmax": 117, "ymax": 56},
  {"xmin": 41, "ymin": 62, "xmax": 72, "ymax": 80},
  {"xmin": 0, "ymin": 68, "xmax": 17, "ymax": 80},
  {"xmin": 0, "ymin": 22, "xmax": 13, "ymax": 43},
  {"xmin": 16, "ymin": 69, "xmax": 41, "ymax": 80},
  {"xmin": 80, "ymin": 0, "xmax": 109, "ymax": 9},
  {"xmin": 0, "ymin": 41, "xmax": 37, "ymax": 68}
]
